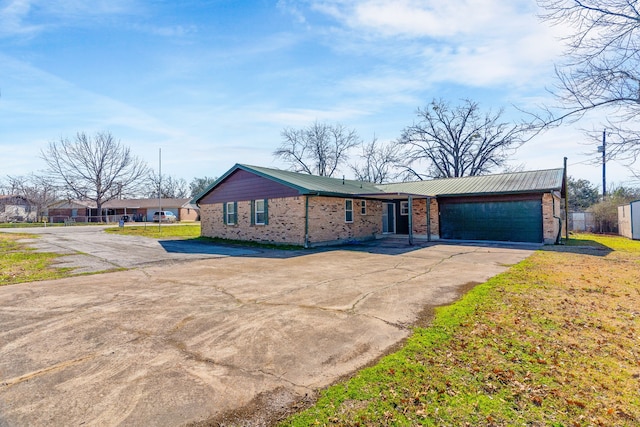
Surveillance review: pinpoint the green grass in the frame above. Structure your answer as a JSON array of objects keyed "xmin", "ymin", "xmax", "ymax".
[
  {"xmin": 281, "ymin": 233, "xmax": 640, "ymax": 426},
  {"xmin": 0, "ymin": 233, "xmax": 75, "ymax": 286},
  {"xmin": 0, "ymin": 222, "xmax": 62, "ymax": 228},
  {"xmin": 104, "ymin": 224, "xmax": 202, "ymax": 238}
]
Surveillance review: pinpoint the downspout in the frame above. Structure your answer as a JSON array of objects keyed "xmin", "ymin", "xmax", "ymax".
[
  {"xmin": 408, "ymin": 196, "xmax": 414, "ymax": 245},
  {"xmin": 552, "ymin": 192, "xmax": 563, "ymax": 245},
  {"xmin": 426, "ymin": 197, "xmax": 432, "ymax": 242},
  {"xmin": 304, "ymin": 195, "xmax": 310, "ymax": 249}
]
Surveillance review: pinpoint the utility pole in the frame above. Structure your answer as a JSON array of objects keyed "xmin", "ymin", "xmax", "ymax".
[
  {"xmin": 598, "ymin": 129, "xmax": 607, "ymax": 201},
  {"xmin": 564, "ymin": 157, "xmax": 569, "ymax": 240},
  {"xmin": 158, "ymin": 148, "xmax": 162, "ymax": 231}
]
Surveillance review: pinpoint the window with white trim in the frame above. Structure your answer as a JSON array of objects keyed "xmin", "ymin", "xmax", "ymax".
[
  {"xmin": 226, "ymin": 201, "xmax": 236, "ymax": 225},
  {"xmin": 400, "ymin": 201, "xmax": 409, "ymax": 216},
  {"xmin": 345, "ymin": 199, "xmax": 353, "ymax": 222},
  {"xmin": 361, "ymin": 200, "xmax": 366, "ymax": 215},
  {"xmin": 255, "ymin": 199, "xmax": 265, "ymax": 225}
]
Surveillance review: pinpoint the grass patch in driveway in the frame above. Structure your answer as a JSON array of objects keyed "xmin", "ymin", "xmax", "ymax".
[
  {"xmin": 0, "ymin": 233, "xmax": 74, "ymax": 286},
  {"xmin": 105, "ymin": 224, "xmax": 201, "ymax": 238},
  {"xmin": 281, "ymin": 233, "xmax": 640, "ymax": 426}
]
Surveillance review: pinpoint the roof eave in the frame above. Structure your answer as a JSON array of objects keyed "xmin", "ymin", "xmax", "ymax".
[{"xmin": 436, "ymin": 188, "xmax": 563, "ymax": 198}]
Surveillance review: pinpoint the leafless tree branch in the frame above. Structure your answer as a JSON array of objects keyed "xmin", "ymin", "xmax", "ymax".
[
  {"xmin": 536, "ymin": 0, "xmax": 640, "ymax": 168},
  {"xmin": 41, "ymin": 131, "xmax": 149, "ymax": 221},
  {"xmin": 274, "ymin": 121, "xmax": 360, "ymax": 177},
  {"xmin": 397, "ymin": 99, "xmax": 526, "ymax": 178}
]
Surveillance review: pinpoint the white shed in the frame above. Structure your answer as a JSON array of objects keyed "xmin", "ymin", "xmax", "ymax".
[{"xmin": 618, "ymin": 200, "xmax": 640, "ymax": 240}]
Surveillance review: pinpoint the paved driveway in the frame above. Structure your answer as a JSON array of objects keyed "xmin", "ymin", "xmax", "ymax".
[
  {"xmin": 0, "ymin": 225, "xmax": 258, "ymax": 273},
  {"xmin": 0, "ymin": 227, "xmax": 537, "ymax": 426}
]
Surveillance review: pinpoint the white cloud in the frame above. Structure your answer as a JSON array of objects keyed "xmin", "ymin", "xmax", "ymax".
[
  {"xmin": 295, "ymin": 0, "xmax": 565, "ymax": 92},
  {"xmin": 0, "ymin": 0, "xmax": 42, "ymax": 36},
  {"xmin": 0, "ymin": 0, "xmax": 139, "ymax": 38},
  {"xmin": 307, "ymin": 0, "xmax": 535, "ymax": 38},
  {"xmin": 277, "ymin": 0, "xmax": 307, "ymax": 25}
]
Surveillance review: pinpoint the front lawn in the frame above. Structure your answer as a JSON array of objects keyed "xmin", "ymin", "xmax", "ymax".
[
  {"xmin": 105, "ymin": 223, "xmax": 201, "ymax": 239},
  {"xmin": 281, "ymin": 234, "xmax": 640, "ymax": 426},
  {"xmin": 0, "ymin": 233, "xmax": 74, "ymax": 286}
]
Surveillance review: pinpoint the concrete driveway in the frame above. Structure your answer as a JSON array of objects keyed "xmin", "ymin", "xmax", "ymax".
[
  {"xmin": 0, "ymin": 225, "xmax": 258, "ymax": 273},
  {"xmin": 0, "ymin": 227, "xmax": 537, "ymax": 426}
]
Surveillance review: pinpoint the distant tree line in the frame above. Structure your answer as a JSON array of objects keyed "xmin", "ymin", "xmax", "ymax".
[
  {"xmin": 274, "ymin": 98, "xmax": 530, "ymax": 183},
  {"xmin": 0, "ymin": 131, "xmax": 216, "ymax": 222},
  {"xmin": 567, "ymin": 176, "xmax": 640, "ymax": 233}
]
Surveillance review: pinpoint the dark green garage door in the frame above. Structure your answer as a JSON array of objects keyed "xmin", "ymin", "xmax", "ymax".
[{"xmin": 440, "ymin": 200, "xmax": 543, "ymax": 243}]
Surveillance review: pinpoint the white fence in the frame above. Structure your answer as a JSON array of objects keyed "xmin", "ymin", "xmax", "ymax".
[{"xmin": 568, "ymin": 212, "xmax": 596, "ymax": 232}]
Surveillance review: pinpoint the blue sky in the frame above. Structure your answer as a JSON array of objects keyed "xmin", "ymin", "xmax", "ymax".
[{"xmin": 1, "ymin": 0, "xmax": 638, "ymax": 190}]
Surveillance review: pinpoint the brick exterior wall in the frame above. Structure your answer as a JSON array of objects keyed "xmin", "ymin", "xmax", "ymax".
[
  {"xmin": 542, "ymin": 192, "xmax": 563, "ymax": 244},
  {"xmin": 201, "ymin": 196, "xmax": 386, "ymax": 247},
  {"xmin": 409, "ymin": 198, "xmax": 440, "ymax": 240},
  {"xmin": 201, "ymin": 197, "xmax": 307, "ymax": 245},
  {"xmin": 178, "ymin": 207, "xmax": 199, "ymax": 222},
  {"xmin": 201, "ymin": 193, "xmax": 555, "ymax": 246},
  {"xmin": 307, "ymin": 196, "xmax": 382, "ymax": 245}
]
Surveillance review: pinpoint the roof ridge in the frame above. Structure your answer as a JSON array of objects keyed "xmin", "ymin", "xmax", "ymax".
[
  {"xmin": 424, "ymin": 167, "xmax": 564, "ymax": 183},
  {"xmin": 240, "ymin": 164, "xmax": 373, "ymax": 184}
]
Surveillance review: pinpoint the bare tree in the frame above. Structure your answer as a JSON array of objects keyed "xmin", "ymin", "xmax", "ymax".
[
  {"xmin": 274, "ymin": 121, "xmax": 360, "ymax": 177},
  {"xmin": 398, "ymin": 99, "xmax": 525, "ymax": 179},
  {"xmin": 350, "ymin": 137, "xmax": 403, "ymax": 183},
  {"xmin": 189, "ymin": 176, "xmax": 217, "ymax": 198},
  {"xmin": 42, "ymin": 132, "xmax": 149, "ymax": 222},
  {"xmin": 537, "ymin": 0, "xmax": 640, "ymax": 164},
  {"xmin": 3, "ymin": 174, "xmax": 58, "ymax": 221},
  {"xmin": 147, "ymin": 172, "xmax": 189, "ymax": 198}
]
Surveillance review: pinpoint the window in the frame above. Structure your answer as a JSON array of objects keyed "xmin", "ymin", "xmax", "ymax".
[
  {"xmin": 224, "ymin": 201, "xmax": 237, "ymax": 225},
  {"xmin": 400, "ymin": 201, "xmax": 409, "ymax": 216},
  {"xmin": 361, "ymin": 200, "xmax": 367, "ymax": 215},
  {"xmin": 255, "ymin": 199, "xmax": 265, "ymax": 225},
  {"xmin": 345, "ymin": 199, "xmax": 353, "ymax": 222},
  {"xmin": 251, "ymin": 199, "xmax": 269, "ymax": 225}
]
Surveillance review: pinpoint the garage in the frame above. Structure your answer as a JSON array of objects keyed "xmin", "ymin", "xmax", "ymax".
[{"xmin": 439, "ymin": 196, "xmax": 543, "ymax": 243}]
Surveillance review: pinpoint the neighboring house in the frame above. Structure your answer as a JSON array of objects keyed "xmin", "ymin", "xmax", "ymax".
[
  {"xmin": 618, "ymin": 200, "xmax": 640, "ymax": 240},
  {"xmin": 102, "ymin": 198, "xmax": 199, "ymax": 222},
  {"xmin": 193, "ymin": 164, "xmax": 566, "ymax": 247},
  {"xmin": 0, "ymin": 195, "xmax": 37, "ymax": 223},
  {"xmin": 47, "ymin": 198, "xmax": 199, "ymax": 223},
  {"xmin": 46, "ymin": 200, "xmax": 94, "ymax": 223}
]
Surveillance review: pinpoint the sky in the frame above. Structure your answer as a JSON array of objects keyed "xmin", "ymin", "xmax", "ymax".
[{"xmin": 1, "ymin": 0, "xmax": 638, "ymax": 191}]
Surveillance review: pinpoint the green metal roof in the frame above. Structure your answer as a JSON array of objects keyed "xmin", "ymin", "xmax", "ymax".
[
  {"xmin": 194, "ymin": 164, "xmax": 565, "ymax": 204},
  {"xmin": 378, "ymin": 168, "xmax": 565, "ymax": 197},
  {"xmin": 240, "ymin": 164, "xmax": 383, "ymax": 196},
  {"xmin": 192, "ymin": 164, "xmax": 384, "ymax": 204}
]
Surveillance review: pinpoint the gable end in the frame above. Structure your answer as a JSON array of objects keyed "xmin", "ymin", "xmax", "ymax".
[{"xmin": 198, "ymin": 169, "xmax": 300, "ymax": 204}]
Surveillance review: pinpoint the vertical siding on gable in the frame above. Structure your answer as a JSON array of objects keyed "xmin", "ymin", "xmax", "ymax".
[{"xmin": 199, "ymin": 169, "xmax": 300, "ymax": 204}]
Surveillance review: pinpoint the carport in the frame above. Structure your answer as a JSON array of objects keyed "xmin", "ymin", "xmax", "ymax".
[{"xmin": 357, "ymin": 192, "xmax": 436, "ymax": 245}]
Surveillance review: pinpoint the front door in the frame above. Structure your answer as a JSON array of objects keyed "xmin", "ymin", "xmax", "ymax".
[{"xmin": 382, "ymin": 202, "xmax": 395, "ymax": 233}]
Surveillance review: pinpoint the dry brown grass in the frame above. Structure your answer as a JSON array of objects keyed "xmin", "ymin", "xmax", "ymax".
[{"xmin": 283, "ymin": 234, "xmax": 640, "ymax": 426}]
